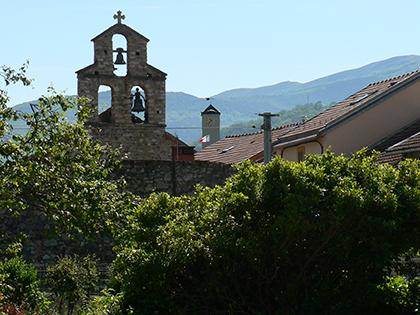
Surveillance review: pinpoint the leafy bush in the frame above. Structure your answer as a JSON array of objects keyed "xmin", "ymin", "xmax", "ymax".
[
  {"xmin": 81, "ymin": 289, "xmax": 132, "ymax": 315},
  {"xmin": 46, "ymin": 255, "xmax": 99, "ymax": 315},
  {"xmin": 378, "ymin": 275, "xmax": 420, "ymax": 314},
  {"xmin": 0, "ymin": 256, "xmax": 49, "ymax": 314},
  {"xmin": 110, "ymin": 151, "xmax": 420, "ymax": 314},
  {"xmin": 377, "ymin": 249, "xmax": 420, "ymax": 314}
]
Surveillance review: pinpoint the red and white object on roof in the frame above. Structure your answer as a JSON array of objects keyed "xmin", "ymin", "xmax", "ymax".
[{"xmin": 199, "ymin": 135, "xmax": 210, "ymax": 143}]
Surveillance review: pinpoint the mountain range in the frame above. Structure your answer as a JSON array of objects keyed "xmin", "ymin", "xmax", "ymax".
[{"xmin": 12, "ymin": 55, "xmax": 420, "ymax": 144}]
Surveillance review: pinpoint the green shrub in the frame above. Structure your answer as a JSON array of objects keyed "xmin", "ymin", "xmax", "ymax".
[
  {"xmin": 110, "ymin": 151, "xmax": 420, "ymax": 314},
  {"xmin": 81, "ymin": 289, "xmax": 132, "ymax": 315},
  {"xmin": 378, "ymin": 275, "xmax": 420, "ymax": 314},
  {"xmin": 46, "ymin": 255, "xmax": 99, "ymax": 315},
  {"xmin": 377, "ymin": 249, "xmax": 420, "ymax": 314},
  {"xmin": 0, "ymin": 256, "xmax": 49, "ymax": 314}
]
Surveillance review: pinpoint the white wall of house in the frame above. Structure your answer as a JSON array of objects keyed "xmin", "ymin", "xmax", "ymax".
[
  {"xmin": 324, "ymin": 80, "xmax": 420, "ymax": 154},
  {"xmin": 280, "ymin": 141, "xmax": 324, "ymax": 162}
]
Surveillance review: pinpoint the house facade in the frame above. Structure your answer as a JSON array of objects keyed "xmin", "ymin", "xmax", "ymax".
[{"xmin": 277, "ymin": 71, "xmax": 420, "ymax": 161}]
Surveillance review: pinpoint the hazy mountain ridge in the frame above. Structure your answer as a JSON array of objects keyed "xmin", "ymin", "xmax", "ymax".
[{"xmin": 11, "ymin": 55, "xmax": 420, "ymax": 144}]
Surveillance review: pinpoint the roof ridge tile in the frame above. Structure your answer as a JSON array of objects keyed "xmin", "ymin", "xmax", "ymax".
[
  {"xmin": 224, "ymin": 122, "xmax": 301, "ymax": 139},
  {"xmin": 361, "ymin": 70, "xmax": 420, "ymax": 88}
]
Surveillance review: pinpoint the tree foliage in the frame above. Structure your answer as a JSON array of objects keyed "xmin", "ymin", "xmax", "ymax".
[
  {"xmin": 1, "ymin": 64, "xmax": 419, "ymax": 314},
  {"xmin": 46, "ymin": 255, "xmax": 99, "ymax": 315},
  {"xmin": 0, "ymin": 63, "xmax": 133, "ymax": 313},
  {"xmin": 110, "ymin": 151, "xmax": 420, "ymax": 314},
  {"xmin": 0, "ymin": 63, "xmax": 134, "ymax": 236},
  {"xmin": 0, "ymin": 243, "xmax": 49, "ymax": 314}
]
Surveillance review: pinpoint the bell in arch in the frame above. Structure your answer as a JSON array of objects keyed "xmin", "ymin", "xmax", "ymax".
[
  {"xmin": 131, "ymin": 88, "xmax": 145, "ymax": 112},
  {"xmin": 114, "ymin": 48, "xmax": 126, "ymax": 65}
]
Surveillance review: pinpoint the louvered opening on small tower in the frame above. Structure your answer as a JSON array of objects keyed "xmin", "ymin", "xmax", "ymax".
[
  {"xmin": 98, "ymin": 85, "xmax": 112, "ymax": 122},
  {"xmin": 112, "ymin": 34, "xmax": 127, "ymax": 77},
  {"xmin": 130, "ymin": 85, "xmax": 147, "ymax": 124}
]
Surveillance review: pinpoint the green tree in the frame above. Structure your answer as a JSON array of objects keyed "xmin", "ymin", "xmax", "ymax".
[
  {"xmin": 110, "ymin": 151, "xmax": 419, "ymax": 314},
  {"xmin": 46, "ymin": 255, "xmax": 99, "ymax": 315},
  {"xmin": 0, "ymin": 64, "xmax": 134, "ymax": 313},
  {"xmin": 0, "ymin": 63, "xmax": 134, "ymax": 236}
]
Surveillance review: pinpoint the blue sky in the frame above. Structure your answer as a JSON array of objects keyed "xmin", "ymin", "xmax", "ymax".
[{"xmin": 2, "ymin": 0, "xmax": 420, "ymax": 105}]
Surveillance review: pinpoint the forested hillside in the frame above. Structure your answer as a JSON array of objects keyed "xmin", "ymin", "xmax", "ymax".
[{"xmin": 11, "ymin": 55, "xmax": 420, "ymax": 144}]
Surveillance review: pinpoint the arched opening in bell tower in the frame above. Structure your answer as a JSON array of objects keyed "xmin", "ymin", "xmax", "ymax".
[
  {"xmin": 112, "ymin": 34, "xmax": 128, "ymax": 77},
  {"xmin": 130, "ymin": 85, "xmax": 147, "ymax": 124},
  {"xmin": 98, "ymin": 85, "xmax": 112, "ymax": 122}
]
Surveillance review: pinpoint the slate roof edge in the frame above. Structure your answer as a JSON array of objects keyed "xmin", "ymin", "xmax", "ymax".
[
  {"xmin": 165, "ymin": 131, "xmax": 193, "ymax": 148},
  {"xmin": 273, "ymin": 133, "xmax": 319, "ymax": 149},
  {"xmin": 75, "ymin": 64, "xmax": 95, "ymax": 74},
  {"xmin": 273, "ymin": 128, "xmax": 319, "ymax": 146},
  {"xmin": 201, "ymin": 104, "xmax": 221, "ymax": 115},
  {"xmin": 146, "ymin": 64, "xmax": 167, "ymax": 77}
]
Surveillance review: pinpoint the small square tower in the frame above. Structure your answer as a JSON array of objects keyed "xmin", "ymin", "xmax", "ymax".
[{"xmin": 201, "ymin": 104, "xmax": 221, "ymax": 148}]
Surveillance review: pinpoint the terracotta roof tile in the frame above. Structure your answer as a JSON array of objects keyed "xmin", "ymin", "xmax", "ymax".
[
  {"xmin": 196, "ymin": 70, "xmax": 420, "ymax": 164},
  {"xmin": 371, "ymin": 118, "xmax": 420, "ymax": 152},
  {"xmin": 386, "ymin": 131, "xmax": 420, "ymax": 152},
  {"xmin": 278, "ymin": 70, "xmax": 420, "ymax": 141},
  {"xmin": 195, "ymin": 124, "xmax": 298, "ymax": 164},
  {"xmin": 377, "ymin": 131, "xmax": 420, "ymax": 164},
  {"xmin": 376, "ymin": 152, "xmax": 404, "ymax": 165}
]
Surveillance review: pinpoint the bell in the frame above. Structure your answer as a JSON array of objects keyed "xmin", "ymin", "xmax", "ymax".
[
  {"xmin": 132, "ymin": 98, "xmax": 145, "ymax": 112},
  {"xmin": 114, "ymin": 48, "xmax": 126, "ymax": 65}
]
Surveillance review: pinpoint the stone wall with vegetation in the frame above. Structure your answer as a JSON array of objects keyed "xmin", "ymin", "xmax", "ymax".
[
  {"xmin": 120, "ymin": 160, "xmax": 234, "ymax": 197},
  {"xmin": 0, "ymin": 160, "xmax": 234, "ymax": 271},
  {"xmin": 0, "ymin": 209, "xmax": 114, "ymax": 280}
]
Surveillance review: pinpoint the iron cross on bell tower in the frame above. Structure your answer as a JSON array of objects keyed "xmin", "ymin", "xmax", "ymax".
[{"xmin": 113, "ymin": 10, "xmax": 125, "ymax": 24}]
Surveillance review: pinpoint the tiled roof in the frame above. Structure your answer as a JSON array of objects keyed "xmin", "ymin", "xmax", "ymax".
[
  {"xmin": 376, "ymin": 152, "xmax": 404, "ymax": 165},
  {"xmin": 277, "ymin": 70, "xmax": 420, "ymax": 142},
  {"xmin": 195, "ymin": 70, "xmax": 420, "ymax": 164},
  {"xmin": 377, "ymin": 131, "xmax": 420, "ymax": 164},
  {"xmin": 371, "ymin": 118, "xmax": 420, "ymax": 152},
  {"xmin": 386, "ymin": 131, "xmax": 420, "ymax": 152},
  {"xmin": 194, "ymin": 124, "xmax": 298, "ymax": 164}
]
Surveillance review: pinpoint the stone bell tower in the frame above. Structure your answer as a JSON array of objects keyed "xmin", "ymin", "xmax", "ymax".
[{"xmin": 76, "ymin": 11, "xmax": 172, "ymax": 160}]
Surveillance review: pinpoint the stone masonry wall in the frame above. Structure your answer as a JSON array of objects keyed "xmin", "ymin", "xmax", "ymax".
[
  {"xmin": 89, "ymin": 123, "xmax": 173, "ymax": 161},
  {"xmin": 119, "ymin": 160, "xmax": 234, "ymax": 197},
  {"xmin": 0, "ymin": 210, "xmax": 114, "ymax": 280},
  {"xmin": 0, "ymin": 160, "xmax": 234, "ymax": 276}
]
